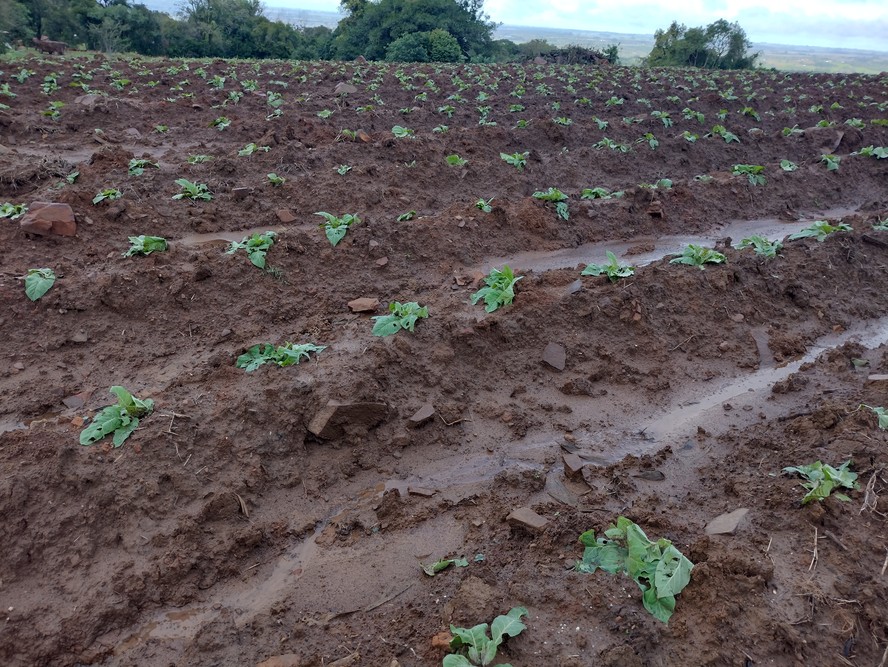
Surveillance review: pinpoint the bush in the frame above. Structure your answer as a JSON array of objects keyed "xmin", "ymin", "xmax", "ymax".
[
  {"xmin": 386, "ymin": 31, "xmax": 430, "ymax": 62},
  {"xmin": 427, "ymin": 28, "xmax": 461, "ymax": 62}
]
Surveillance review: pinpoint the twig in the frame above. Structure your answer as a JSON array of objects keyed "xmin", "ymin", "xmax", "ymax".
[
  {"xmin": 670, "ymin": 335, "xmax": 697, "ymax": 352},
  {"xmin": 438, "ymin": 413, "xmax": 472, "ymax": 427},
  {"xmin": 861, "ymin": 468, "xmax": 882, "ymax": 514},
  {"xmin": 822, "ymin": 530, "xmax": 848, "ymax": 552},
  {"xmin": 809, "ymin": 527, "xmax": 819, "ymax": 572},
  {"xmin": 879, "ymin": 643, "xmax": 888, "ymax": 667},
  {"xmin": 881, "ymin": 549, "xmax": 888, "ymax": 577},
  {"xmin": 363, "ymin": 583, "xmax": 413, "ymax": 613},
  {"xmin": 766, "ymin": 536, "xmax": 773, "ymax": 553}
]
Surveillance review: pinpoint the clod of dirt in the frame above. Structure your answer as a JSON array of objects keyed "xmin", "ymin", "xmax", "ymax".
[
  {"xmin": 334, "ymin": 83, "xmax": 358, "ymax": 96},
  {"xmin": 408, "ymin": 403, "xmax": 435, "ymax": 428},
  {"xmin": 543, "ymin": 342, "xmax": 566, "ymax": 371},
  {"xmin": 347, "ymin": 297, "xmax": 380, "ymax": 313},
  {"xmin": 19, "ymin": 202, "xmax": 77, "ymax": 236},
  {"xmin": 443, "ymin": 576, "xmax": 496, "ymax": 625},
  {"xmin": 256, "ymin": 653, "xmax": 301, "ymax": 667},
  {"xmin": 506, "ymin": 507, "xmax": 548, "ymax": 533},
  {"xmin": 275, "ymin": 209, "xmax": 297, "ymax": 223},
  {"xmin": 705, "ymin": 508, "xmax": 749, "ymax": 535},
  {"xmin": 307, "ymin": 400, "xmax": 388, "ymax": 439},
  {"xmin": 563, "ymin": 452, "xmax": 585, "ymax": 480}
]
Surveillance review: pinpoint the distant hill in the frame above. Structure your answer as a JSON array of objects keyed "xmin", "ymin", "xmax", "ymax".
[{"xmin": 137, "ymin": 1, "xmax": 888, "ymax": 73}]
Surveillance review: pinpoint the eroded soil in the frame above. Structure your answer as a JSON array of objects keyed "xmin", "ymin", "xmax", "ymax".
[{"xmin": 1, "ymin": 56, "xmax": 888, "ymax": 667}]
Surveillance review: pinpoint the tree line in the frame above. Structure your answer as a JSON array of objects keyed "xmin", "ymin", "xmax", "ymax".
[{"xmin": 0, "ymin": 0, "xmax": 757, "ymax": 69}]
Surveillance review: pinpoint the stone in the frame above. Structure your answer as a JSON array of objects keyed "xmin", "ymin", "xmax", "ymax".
[
  {"xmin": 705, "ymin": 508, "xmax": 749, "ymax": 535},
  {"xmin": 256, "ymin": 655, "xmax": 301, "ymax": 667},
  {"xmin": 75, "ymin": 94, "xmax": 100, "ymax": 106},
  {"xmin": 70, "ymin": 331, "xmax": 88, "ymax": 343},
  {"xmin": 123, "ymin": 128, "xmax": 142, "ymax": 140},
  {"xmin": 347, "ymin": 297, "xmax": 380, "ymax": 313},
  {"xmin": 357, "ymin": 129, "xmax": 372, "ymax": 143},
  {"xmin": 506, "ymin": 507, "xmax": 548, "ymax": 533},
  {"xmin": 542, "ymin": 342, "xmax": 566, "ymax": 371},
  {"xmin": 533, "ymin": 56, "xmax": 547, "ymax": 65},
  {"xmin": 866, "ymin": 374, "xmax": 888, "ymax": 383},
  {"xmin": 334, "ymin": 82, "xmax": 358, "ymax": 95},
  {"xmin": 19, "ymin": 202, "xmax": 76, "ymax": 237},
  {"xmin": 375, "ymin": 257, "xmax": 389, "ymax": 267},
  {"xmin": 730, "ymin": 313, "xmax": 745, "ymax": 323},
  {"xmin": 307, "ymin": 400, "xmax": 388, "ymax": 439},
  {"xmin": 430, "ymin": 631, "xmax": 452, "ymax": 650},
  {"xmin": 408, "ymin": 486, "xmax": 437, "ymax": 497},
  {"xmin": 62, "ymin": 393, "xmax": 87, "ymax": 410},
  {"xmin": 408, "ymin": 403, "xmax": 435, "ymax": 428},
  {"xmin": 275, "ymin": 209, "xmax": 297, "ymax": 223},
  {"xmin": 232, "ymin": 187, "xmax": 251, "ymax": 200},
  {"xmin": 562, "ymin": 452, "xmax": 585, "ymax": 481}
]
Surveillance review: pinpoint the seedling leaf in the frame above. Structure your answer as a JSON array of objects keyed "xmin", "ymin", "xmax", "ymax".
[
  {"xmin": 371, "ymin": 301, "xmax": 429, "ymax": 337},
  {"xmin": 783, "ymin": 460, "xmax": 859, "ymax": 504},
  {"xmin": 471, "ymin": 265, "xmax": 522, "ymax": 313},
  {"xmin": 24, "ymin": 268, "xmax": 56, "ymax": 301}
]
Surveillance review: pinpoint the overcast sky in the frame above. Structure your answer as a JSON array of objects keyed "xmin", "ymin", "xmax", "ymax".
[{"xmin": 263, "ymin": 0, "xmax": 888, "ymax": 51}]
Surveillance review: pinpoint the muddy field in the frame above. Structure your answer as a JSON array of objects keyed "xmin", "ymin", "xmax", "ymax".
[{"xmin": 1, "ymin": 55, "xmax": 888, "ymax": 667}]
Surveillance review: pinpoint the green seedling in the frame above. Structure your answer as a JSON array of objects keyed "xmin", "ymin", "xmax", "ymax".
[
  {"xmin": 581, "ymin": 188, "xmax": 624, "ymax": 200},
  {"xmin": 552, "ymin": 116, "xmax": 572, "ymax": 126},
  {"xmin": 66, "ymin": 172, "xmax": 79, "ymax": 185},
  {"xmin": 372, "ymin": 301, "xmax": 429, "ymax": 337},
  {"xmin": 392, "ymin": 125, "xmax": 414, "ymax": 138},
  {"xmin": 788, "ymin": 220, "xmax": 852, "ymax": 242},
  {"xmin": 226, "ymin": 231, "xmax": 277, "ymax": 268},
  {"xmin": 1, "ymin": 202, "xmax": 27, "ymax": 219},
  {"xmin": 860, "ymin": 404, "xmax": 888, "ymax": 429},
  {"xmin": 594, "ymin": 137, "xmax": 631, "ymax": 152},
  {"xmin": 80, "ymin": 386, "xmax": 154, "ymax": 448},
  {"xmin": 872, "ymin": 218, "xmax": 888, "ymax": 231},
  {"xmin": 582, "ymin": 251, "xmax": 635, "ymax": 282},
  {"xmin": 732, "ymin": 164, "xmax": 766, "ymax": 185},
  {"xmin": 211, "ymin": 116, "xmax": 231, "ymax": 130},
  {"xmin": 124, "ymin": 235, "xmax": 167, "ymax": 257},
  {"xmin": 187, "ymin": 154, "xmax": 213, "ymax": 164},
  {"xmin": 128, "ymin": 158, "xmax": 158, "ymax": 176},
  {"xmin": 337, "ymin": 129, "xmax": 357, "ymax": 142},
  {"xmin": 446, "ymin": 154, "xmax": 468, "ymax": 167},
  {"xmin": 92, "ymin": 188, "xmax": 122, "ymax": 205},
  {"xmin": 779, "ymin": 159, "xmax": 798, "ymax": 172},
  {"xmin": 500, "ymin": 152, "xmax": 528, "ymax": 171},
  {"xmin": 24, "ymin": 268, "xmax": 56, "ymax": 301},
  {"xmin": 433, "ymin": 125, "xmax": 449, "ymax": 134},
  {"xmin": 397, "ymin": 210, "xmax": 417, "ymax": 221},
  {"xmin": 783, "ymin": 460, "xmax": 859, "ymax": 504},
  {"xmin": 736, "ymin": 235, "xmax": 782, "ymax": 258},
  {"xmin": 476, "ymin": 198, "xmax": 493, "ymax": 213},
  {"xmin": 532, "ymin": 187, "xmax": 569, "ymax": 220},
  {"xmin": 236, "ymin": 342, "xmax": 326, "ymax": 371},
  {"xmin": 640, "ymin": 132, "xmax": 659, "ymax": 149},
  {"xmin": 444, "ymin": 607, "xmax": 528, "ymax": 667},
  {"xmin": 640, "ymin": 178, "xmax": 673, "ymax": 190},
  {"xmin": 41, "ymin": 101, "xmax": 64, "ymax": 120},
  {"xmin": 172, "ymin": 179, "xmax": 212, "ymax": 201},
  {"xmin": 421, "ymin": 557, "xmax": 469, "ymax": 577},
  {"xmin": 670, "ymin": 245, "xmax": 726, "ymax": 269},
  {"xmin": 154, "ymin": 124, "xmax": 168, "ymax": 134},
  {"xmin": 317, "ymin": 109, "xmax": 333, "ymax": 119},
  {"xmin": 854, "ymin": 145, "xmax": 888, "ymax": 159},
  {"xmin": 820, "ymin": 154, "xmax": 840, "ymax": 171},
  {"xmin": 316, "ymin": 212, "xmax": 359, "ymax": 246},
  {"xmin": 238, "ymin": 143, "xmax": 270, "ymax": 156},
  {"xmin": 575, "ymin": 516, "xmax": 693, "ymax": 624},
  {"xmin": 710, "ymin": 124, "xmax": 739, "ymax": 143},
  {"xmin": 471, "ymin": 265, "xmax": 522, "ymax": 313},
  {"xmin": 336, "ymin": 164, "xmax": 352, "ymax": 175},
  {"xmin": 267, "ymin": 173, "xmax": 285, "ymax": 186}
]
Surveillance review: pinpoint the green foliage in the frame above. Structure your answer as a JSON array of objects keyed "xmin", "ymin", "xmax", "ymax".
[
  {"xmin": 854, "ymin": 145, "xmax": 888, "ymax": 159},
  {"xmin": 861, "ymin": 404, "xmax": 888, "ymax": 429},
  {"xmin": 371, "ymin": 301, "xmax": 430, "ymax": 337},
  {"xmin": 187, "ymin": 155, "xmax": 213, "ymax": 164},
  {"xmin": 446, "ymin": 154, "xmax": 468, "ymax": 167},
  {"xmin": 128, "ymin": 159, "xmax": 158, "ymax": 177},
  {"xmin": 392, "ymin": 125, "xmax": 415, "ymax": 138},
  {"xmin": 24, "ymin": 268, "xmax": 56, "ymax": 301},
  {"xmin": 211, "ymin": 116, "xmax": 231, "ymax": 130},
  {"xmin": 172, "ymin": 179, "xmax": 212, "ymax": 201},
  {"xmin": 581, "ymin": 188, "xmax": 624, "ymax": 200},
  {"xmin": 267, "ymin": 173, "xmax": 285, "ymax": 186},
  {"xmin": 788, "ymin": 220, "xmax": 852, "ymax": 242},
  {"xmin": 783, "ymin": 460, "xmax": 859, "ymax": 504},
  {"xmin": 471, "ymin": 265, "xmax": 522, "ymax": 313},
  {"xmin": 238, "ymin": 142, "xmax": 270, "ymax": 157},
  {"xmin": 421, "ymin": 557, "xmax": 469, "ymax": 576},
  {"xmin": 820, "ymin": 154, "xmax": 840, "ymax": 171},
  {"xmin": 80, "ymin": 386, "xmax": 155, "ymax": 448},
  {"xmin": 575, "ymin": 517, "xmax": 693, "ymax": 624},
  {"xmin": 92, "ymin": 188, "xmax": 122, "ymax": 205},
  {"xmin": 646, "ymin": 19, "xmax": 759, "ymax": 70},
  {"xmin": 336, "ymin": 164, "xmax": 352, "ymax": 175},
  {"xmin": 669, "ymin": 245, "xmax": 726, "ymax": 269},
  {"xmin": 873, "ymin": 218, "xmax": 888, "ymax": 232},
  {"xmin": 500, "ymin": 152, "xmax": 528, "ymax": 171},
  {"xmin": 397, "ymin": 210, "xmax": 417, "ymax": 221},
  {"xmin": 779, "ymin": 159, "xmax": 798, "ymax": 172},
  {"xmin": 732, "ymin": 164, "xmax": 766, "ymax": 185},
  {"xmin": 0, "ymin": 202, "xmax": 27, "ymax": 220},
  {"xmin": 316, "ymin": 212, "xmax": 360, "ymax": 246},
  {"xmin": 226, "ymin": 231, "xmax": 277, "ymax": 268},
  {"xmin": 710, "ymin": 124, "xmax": 740, "ymax": 143},
  {"xmin": 582, "ymin": 251, "xmax": 635, "ymax": 282},
  {"xmin": 736, "ymin": 236, "xmax": 782, "ymax": 258},
  {"xmin": 124, "ymin": 236, "xmax": 168, "ymax": 258},
  {"xmin": 444, "ymin": 607, "xmax": 528, "ymax": 667},
  {"xmin": 532, "ymin": 187, "xmax": 569, "ymax": 220},
  {"xmin": 236, "ymin": 342, "xmax": 326, "ymax": 372},
  {"xmin": 475, "ymin": 198, "xmax": 493, "ymax": 213}
]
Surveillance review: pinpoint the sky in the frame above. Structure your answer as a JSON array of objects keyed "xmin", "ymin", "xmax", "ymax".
[{"xmin": 260, "ymin": 0, "xmax": 888, "ymax": 51}]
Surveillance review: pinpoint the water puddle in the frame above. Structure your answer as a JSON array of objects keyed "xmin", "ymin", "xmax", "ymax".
[
  {"xmin": 482, "ymin": 208, "xmax": 857, "ymax": 273},
  {"xmin": 115, "ymin": 608, "xmax": 213, "ymax": 655},
  {"xmin": 178, "ymin": 227, "xmax": 285, "ymax": 246}
]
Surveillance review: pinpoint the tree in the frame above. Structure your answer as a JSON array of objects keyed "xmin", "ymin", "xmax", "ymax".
[
  {"xmin": 385, "ymin": 31, "xmax": 429, "ymax": 62},
  {"xmin": 646, "ymin": 19, "xmax": 758, "ymax": 70},
  {"xmin": 427, "ymin": 28, "xmax": 461, "ymax": 62},
  {"xmin": 0, "ymin": 0, "xmax": 33, "ymax": 50}
]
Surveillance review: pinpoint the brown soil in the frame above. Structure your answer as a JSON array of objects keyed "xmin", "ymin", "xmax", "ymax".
[{"xmin": 1, "ymin": 56, "xmax": 888, "ymax": 667}]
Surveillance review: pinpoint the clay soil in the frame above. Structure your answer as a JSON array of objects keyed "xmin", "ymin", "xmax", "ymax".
[{"xmin": 1, "ymin": 56, "xmax": 888, "ymax": 667}]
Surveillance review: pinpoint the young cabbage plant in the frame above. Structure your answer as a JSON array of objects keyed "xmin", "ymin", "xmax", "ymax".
[
  {"xmin": 371, "ymin": 301, "xmax": 429, "ymax": 337},
  {"xmin": 788, "ymin": 220, "xmax": 852, "ymax": 242},
  {"xmin": 172, "ymin": 179, "xmax": 212, "ymax": 201},
  {"xmin": 736, "ymin": 235, "xmax": 782, "ymax": 258},
  {"xmin": 500, "ymin": 151, "xmax": 528, "ymax": 171},
  {"xmin": 471, "ymin": 265, "xmax": 522, "ymax": 313},
  {"xmin": 316, "ymin": 212, "xmax": 360, "ymax": 246},
  {"xmin": 24, "ymin": 268, "xmax": 56, "ymax": 301},
  {"xmin": 80, "ymin": 386, "xmax": 154, "ymax": 448},
  {"xmin": 124, "ymin": 235, "xmax": 168, "ymax": 257},
  {"xmin": 226, "ymin": 231, "xmax": 277, "ymax": 268},
  {"xmin": 669, "ymin": 245, "xmax": 726, "ymax": 269},
  {"xmin": 582, "ymin": 251, "xmax": 635, "ymax": 282},
  {"xmin": 532, "ymin": 187, "xmax": 569, "ymax": 220}
]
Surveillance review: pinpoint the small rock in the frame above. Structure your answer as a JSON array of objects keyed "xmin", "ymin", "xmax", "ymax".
[
  {"xmin": 70, "ymin": 331, "xmax": 88, "ymax": 343},
  {"xmin": 275, "ymin": 209, "xmax": 297, "ymax": 223},
  {"xmin": 562, "ymin": 452, "xmax": 585, "ymax": 481},
  {"xmin": 62, "ymin": 393, "xmax": 86, "ymax": 410},
  {"xmin": 375, "ymin": 257, "xmax": 389, "ymax": 267},
  {"xmin": 334, "ymin": 82, "xmax": 358, "ymax": 95},
  {"xmin": 369, "ymin": 240, "xmax": 379, "ymax": 249},
  {"xmin": 506, "ymin": 507, "xmax": 548, "ymax": 533},
  {"xmin": 567, "ymin": 279, "xmax": 583, "ymax": 295},
  {"xmin": 542, "ymin": 342, "xmax": 566, "ymax": 371},
  {"xmin": 71, "ymin": 416, "xmax": 84, "ymax": 428},
  {"xmin": 408, "ymin": 403, "xmax": 435, "ymax": 428},
  {"xmin": 867, "ymin": 374, "xmax": 888, "ymax": 383},
  {"xmin": 430, "ymin": 631, "xmax": 452, "ymax": 650},
  {"xmin": 307, "ymin": 400, "xmax": 388, "ymax": 439},
  {"xmin": 357, "ymin": 130, "xmax": 372, "ymax": 143},
  {"xmin": 533, "ymin": 56, "xmax": 547, "ymax": 65},
  {"xmin": 232, "ymin": 187, "xmax": 251, "ymax": 200},
  {"xmin": 123, "ymin": 128, "xmax": 142, "ymax": 140},
  {"xmin": 12, "ymin": 361, "xmax": 24, "ymax": 371},
  {"xmin": 632, "ymin": 469, "xmax": 665, "ymax": 481},
  {"xmin": 718, "ymin": 340, "xmax": 731, "ymax": 351},
  {"xmin": 730, "ymin": 313, "xmax": 745, "ymax": 323},
  {"xmin": 408, "ymin": 486, "xmax": 437, "ymax": 497},
  {"xmin": 705, "ymin": 508, "xmax": 749, "ymax": 535},
  {"xmin": 347, "ymin": 297, "xmax": 380, "ymax": 313},
  {"xmin": 256, "ymin": 655, "xmax": 301, "ymax": 667},
  {"xmin": 19, "ymin": 202, "xmax": 77, "ymax": 237}
]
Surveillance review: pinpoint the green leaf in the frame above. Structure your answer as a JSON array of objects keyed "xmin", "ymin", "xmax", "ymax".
[
  {"xmin": 79, "ymin": 406, "xmax": 125, "ymax": 445},
  {"xmin": 450, "ymin": 623, "xmax": 490, "ymax": 651},
  {"xmin": 443, "ymin": 656, "xmax": 475, "ymax": 667},
  {"xmin": 421, "ymin": 557, "xmax": 469, "ymax": 576},
  {"xmin": 642, "ymin": 586, "xmax": 677, "ymax": 623},
  {"xmin": 24, "ymin": 268, "xmax": 56, "ymax": 301},
  {"xmin": 654, "ymin": 545, "xmax": 694, "ymax": 597},
  {"xmin": 371, "ymin": 302, "xmax": 429, "ymax": 337},
  {"xmin": 490, "ymin": 607, "xmax": 527, "ymax": 646},
  {"xmin": 112, "ymin": 416, "xmax": 139, "ymax": 447},
  {"xmin": 124, "ymin": 235, "xmax": 167, "ymax": 257}
]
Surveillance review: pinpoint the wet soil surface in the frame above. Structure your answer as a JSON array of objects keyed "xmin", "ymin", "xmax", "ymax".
[{"xmin": 1, "ymin": 56, "xmax": 888, "ymax": 667}]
